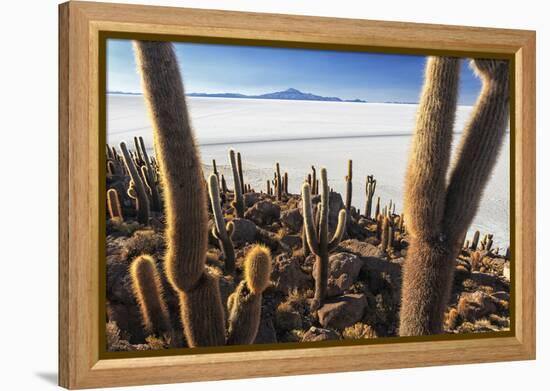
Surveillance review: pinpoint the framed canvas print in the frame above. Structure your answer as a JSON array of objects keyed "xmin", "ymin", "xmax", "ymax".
[{"xmin": 58, "ymin": 1, "xmax": 536, "ymax": 389}]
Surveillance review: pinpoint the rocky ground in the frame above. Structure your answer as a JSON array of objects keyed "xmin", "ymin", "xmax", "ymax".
[{"xmin": 105, "ymin": 188, "xmax": 510, "ymax": 351}]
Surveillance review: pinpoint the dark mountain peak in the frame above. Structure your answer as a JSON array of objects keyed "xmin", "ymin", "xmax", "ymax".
[{"xmin": 282, "ymin": 87, "xmax": 301, "ymax": 93}]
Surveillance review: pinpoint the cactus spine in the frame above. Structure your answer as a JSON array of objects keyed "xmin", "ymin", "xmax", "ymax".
[
  {"xmin": 107, "ymin": 188, "xmax": 123, "ymax": 220},
  {"xmin": 208, "ymin": 174, "xmax": 236, "ymax": 274},
  {"xmin": 226, "ymin": 244, "xmax": 272, "ymax": 345},
  {"xmin": 229, "ymin": 149, "xmax": 245, "ymax": 218},
  {"xmin": 130, "ymin": 255, "xmax": 172, "ymax": 338},
  {"xmin": 120, "ymin": 141, "xmax": 150, "ymax": 224},
  {"xmin": 134, "ymin": 41, "xmax": 225, "ymax": 346},
  {"xmin": 302, "ymin": 168, "xmax": 347, "ymax": 310},
  {"xmin": 400, "ymin": 57, "xmax": 510, "ymax": 336}
]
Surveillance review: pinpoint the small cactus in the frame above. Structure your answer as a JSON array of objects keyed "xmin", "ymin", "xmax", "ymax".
[
  {"xmin": 130, "ymin": 255, "xmax": 172, "ymax": 339},
  {"xmin": 275, "ymin": 162, "xmax": 282, "ymax": 201},
  {"xmin": 364, "ymin": 175, "xmax": 377, "ymax": 219},
  {"xmin": 226, "ymin": 244, "xmax": 272, "ymax": 345},
  {"xmin": 470, "ymin": 230, "xmax": 480, "ymax": 250},
  {"xmin": 107, "ymin": 188, "xmax": 123, "ymax": 220},
  {"xmin": 237, "ymin": 152, "xmax": 245, "ymax": 194},
  {"xmin": 208, "ymin": 174, "xmax": 236, "ymax": 274},
  {"xmin": 120, "ymin": 141, "xmax": 150, "ymax": 224},
  {"xmin": 229, "ymin": 149, "xmax": 245, "ymax": 217}
]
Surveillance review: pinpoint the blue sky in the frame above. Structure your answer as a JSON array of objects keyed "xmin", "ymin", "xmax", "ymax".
[{"xmin": 107, "ymin": 39, "xmax": 481, "ymax": 105}]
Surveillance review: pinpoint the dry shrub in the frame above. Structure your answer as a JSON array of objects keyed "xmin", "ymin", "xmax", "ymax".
[{"xmin": 342, "ymin": 322, "xmax": 377, "ymax": 339}]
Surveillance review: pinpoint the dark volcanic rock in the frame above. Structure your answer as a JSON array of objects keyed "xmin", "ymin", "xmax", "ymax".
[
  {"xmin": 280, "ymin": 208, "xmax": 303, "ymax": 233},
  {"xmin": 230, "ymin": 218, "xmax": 257, "ymax": 246},
  {"xmin": 245, "ymin": 200, "xmax": 281, "ymax": 225},
  {"xmin": 244, "ymin": 192, "xmax": 262, "ymax": 207},
  {"xmin": 271, "ymin": 255, "xmax": 311, "ymax": 293},
  {"xmin": 317, "ymin": 294, "xmax": 368, "ymax": 329},
  {"xmin": 313, "ymin": 252, "xmax": 363, "ymax": 297}
]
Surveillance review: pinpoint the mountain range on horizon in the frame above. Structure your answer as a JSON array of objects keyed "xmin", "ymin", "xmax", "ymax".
[{"xmin": 108, "ymin": 87, "xmax": 369, "ymax": 103}]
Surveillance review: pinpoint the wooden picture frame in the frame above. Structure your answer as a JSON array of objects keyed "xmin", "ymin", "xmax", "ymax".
[{"xmin": 59, "ymin": 1, "xmax": 536, "ymax": 389}]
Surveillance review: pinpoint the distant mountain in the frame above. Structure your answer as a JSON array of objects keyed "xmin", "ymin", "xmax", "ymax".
[
  {"xmin": 108, "ymin": 91, "xmax": 142, "ymax": 96},
  {"xmin": 187, "ymin": 88, "xmax": 367, "ymax": 103},
  {"xmin": 108, "ymin": 88, "xmax": 368, "ymax": 103}
]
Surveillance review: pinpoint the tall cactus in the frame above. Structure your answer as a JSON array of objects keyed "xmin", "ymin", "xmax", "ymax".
[
  {"xmin": 226, "ymin": 244, "xmax": 272, "ymax": 345},
  {"xmin": 311, "ymin": 166, "xmax": 317, "ymax": 195},
  {"xmin": 207, "ymin": 174, "xmax": 236, "ymax": 274},
  {"xmin": 134, "ymin": 41, "xmax": 225, "ymax": 346},
  {"xmin": 302, "ymin": 168, "xmax": 347, "ymax": 310},
  {"xmin": 275, "ymin": 162, "xmax": 282, "ymax": 201},
  {"xmin": 229, "ymin": 149, "xmax": 245, "ymax": 218},
  {"xmin": 345, "ymin": 160, "xmax": 353, "ymax": 215},
  {"xmin": 237, "ymin": 152, "xmax": 245, "ymax": 194},
  {"xmin": 130, "ymin": 255, "xmax": 172, "ymax": 339},
  {"xmin": 120, "ymin": 141, "xmax": 150, "ymax": 224},
  {"xmin": 400, "ymin": 57, "xmax": 510, "ymax": 336}
]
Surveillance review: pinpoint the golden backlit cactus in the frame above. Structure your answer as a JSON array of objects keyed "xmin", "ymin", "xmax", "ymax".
[
  {"xmin": 400, "ymin": 57, "xmax": 510, "ymax": 336},
  {"xmin": 226, "ymin": 244, "xmax": 272, "ymax": 345},
  {"xmin": 107, "ymin": 188, "xmax": 123, "ymax": 221},
  {"xmin": 134, "ymin": 40, "xmax": 225, "ymax": 346},
  {"xmin": 243, "ymin": 244, "xmax": 272, "ymax": 294},
  {"xmin": 208, "ymin": 173, "xmax": 236, "ymax": 274},
  {"xmin": 130, "ymin": 255, "xmax": 172, "ymax": 338}
]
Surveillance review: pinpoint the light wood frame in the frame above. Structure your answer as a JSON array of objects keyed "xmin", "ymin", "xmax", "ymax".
[{"xmin": 59, "ymin": 1, "xmax": 536, "ymax": 389}]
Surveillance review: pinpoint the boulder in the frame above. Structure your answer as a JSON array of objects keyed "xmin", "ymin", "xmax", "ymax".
[
  {"xmin": 244, "ymin": 200, "xmax": 280, "ymax": 226},
  {"xmin": 301, "ymin": 326, "xmax": 340, "ymax": 342},
  {"xmin": 271, "ymin": 255, "xmax": 311, "ymax": 293},
  {"xmin": 280, "ymin": 208, "xmax": 303, "ymax": 233},
  {"xmin": 312, "ymin": 252, "xmax": 363, "ymax": 297},
  {"xmin": 244, "ymin": 192, "xmax": 262, "ymax": 207},
  {"xmin": 230, "ymin": 218, "xmax": 257, "ymax": 246},
  {"xmin": 317, "ymin": 294, "xmax": 368, "ymax": 329},
  {"xmin": 338, "ymin": 239, "xmax": 384, "ymax": 258}
]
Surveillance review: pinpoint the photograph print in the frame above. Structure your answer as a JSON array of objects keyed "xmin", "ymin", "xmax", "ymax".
[{"xmin": 104, "ymin": 38, "xmax": 511, "ymax": 353}]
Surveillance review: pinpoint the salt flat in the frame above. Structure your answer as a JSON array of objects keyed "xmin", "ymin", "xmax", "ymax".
[{"xmin": 107, "ymin": 94, "xmax": 510, "ymax": 249}]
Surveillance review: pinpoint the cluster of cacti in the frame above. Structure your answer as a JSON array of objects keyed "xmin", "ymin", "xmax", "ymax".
[
  {"xmin": 302, "ymin": 168, "xmax": 347, "ymax": 311},
  {"xmin": 364, "ymin": 175, "xmax": 377, "ymax": 219},
  {"xmin": 130, "ymin": 40, "xmax": 274, "ymax": 347},
  {"xmin": 105, "ymin": 41, "xmax": 510, "ymax": 349},
  {"xmin": 119, "ymin": 141, "xmax": 150, "ymax": 224},
  {"xmin": 399, "ymin": 57, "xmax": 510, "ymax": 336}
]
